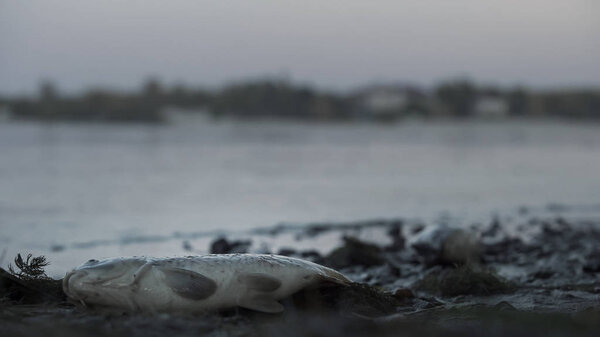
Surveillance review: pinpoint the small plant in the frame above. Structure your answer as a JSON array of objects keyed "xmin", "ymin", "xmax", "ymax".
[{"xmin": 8, "ymin": 253, "xmax": 50, "ymax": 281}]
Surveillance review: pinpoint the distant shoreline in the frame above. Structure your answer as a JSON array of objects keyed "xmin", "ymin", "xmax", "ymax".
[
  {"xmin": 2, "ymin": 78, "xmax": 599, "ymax": 123},
  {"xmin": 3, "ymin": 111, "xmax": 600, "ymax": 126}
]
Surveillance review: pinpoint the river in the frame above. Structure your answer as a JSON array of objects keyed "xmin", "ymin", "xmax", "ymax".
[{"xmin": 1, "ymin": 119, "xmax": 600, "ymax": 275}]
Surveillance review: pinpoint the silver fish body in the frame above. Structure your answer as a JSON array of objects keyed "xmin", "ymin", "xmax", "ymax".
[{"xmin": 63, "ymin": 254, "xmax": 350, "ymax": 313}]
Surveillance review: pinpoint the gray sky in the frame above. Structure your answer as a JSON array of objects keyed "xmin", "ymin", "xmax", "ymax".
[{"xmin": 1, "ymin": 0, "xmax": 599, "ymax": 95}]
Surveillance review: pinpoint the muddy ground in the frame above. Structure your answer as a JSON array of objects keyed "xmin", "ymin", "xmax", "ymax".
[{"xmin": 2, "ymin": 212, "xmax": 600, "ymax": 336}]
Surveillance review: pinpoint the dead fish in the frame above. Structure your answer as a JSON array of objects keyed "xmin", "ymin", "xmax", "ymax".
[{"xmin": 63, "ymin": 254, "xmax": 351, "ymax": 313}]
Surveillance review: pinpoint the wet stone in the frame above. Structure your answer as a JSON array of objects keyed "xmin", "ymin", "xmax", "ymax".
[
  {"xmin": 182, "ymin": 240, "xmax": 193, "ymax": 252},
  {"xmin": 493, "ymin": 301, "xmax": 517, "ymax": 311},
  {"xmin": 393, "ymin": 288, "xmax": 414, "ymax": 300},
  {"xmin": 414, "ymin": 265, "xmax": 515, "ymax": 297},
  {"xmin": 412, "ymin": 227, "xmax": 481, "ymax": 266},
  {"xmin": 277, "ymin": 247, "xmax": 297, "ymax": 256},
  {"xmin": 324, "ymin": 236, "xmax": 385, "ymax": 269},
  {"xmin": 532, "ymin": 270, "xmax": 555, "ymax": 280},
  {"xmin": 50, "ymin": 244, "xmax": 66, "ymax": 253},
  {"xmin": 582, "ymin": 251, "xmax": 600, "ymax": 273},
  {"xmin": 384, "ymin": 222, "xmax": 405, "ymax": 252},
  {"xmin": 299, "ymin": 250, "xmax": 324, "ymax": 264},
  {"xmin": 481, "ymin": 216, "xmax": 502, "ymax": 238},
  {"xmin": 209, "ymin": 237, "xmax": 252, "ymax": 254}
]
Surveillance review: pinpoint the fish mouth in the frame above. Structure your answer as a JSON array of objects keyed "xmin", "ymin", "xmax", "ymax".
[
  {"xmin": 63, "ymin": 270, "xmax": 87, "ymax": 299},
  {"xmin": 63, "ymin": 268, "xmax": 130, "ymax": 300}
]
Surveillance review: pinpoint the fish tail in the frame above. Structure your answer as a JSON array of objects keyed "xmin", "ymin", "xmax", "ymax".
[{"xmin": 320, "ymin": 266, "xmax": 352, "ymax": 285}]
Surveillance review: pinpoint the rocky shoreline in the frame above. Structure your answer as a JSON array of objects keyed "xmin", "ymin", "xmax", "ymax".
[{"xmin": 2, "ymin": 214, "xmax": 600, "ymax": 336}]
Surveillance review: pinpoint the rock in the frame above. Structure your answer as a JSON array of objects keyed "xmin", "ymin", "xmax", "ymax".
[
  {"xmin": 541, "ymin": 218, "xmax": 571, "ymax": 237},
  {"xmin": 384, "ymin": 222, "xmax": 405, "ymax": 251},
  {"xmin": 300, "ymin": 250, "xmax": 324, "ymax": 264},
  {"xmin": 493, "ymin": 301, "xmax": 517, "ymax": 311},
  {"xmin": 312, "ymin": 282, "xmax": 403, "ymax": 317},
  {"xmin": 411, "ymin": 227, "xmax": 443, "ymax": 263},
  {"xmin": 414, "ymin": 265, "xmax": 515, "ymax": 297},
  {"xmin": 410, "ymin": 223, "xmax": 425, "ymax": 235},
  {"xmin": 441, "ymin": 229, "xmax": 482, "ymax": 265},
  {"xmin": 272, "ymin": 248, "xmax": 323, "ymax": 263},
  {"xmin": 210, "ymin": 238, "xmax": 231, "ymax": 254},
  {"xmin": 277, "ymin": 247, "xmax": 297, "ymax": 256},
  {"xmin": 483, "ymin": 237, "xmax": 526, "ymax": 260},
  {"xmin": 209, "ymin": 237, "xmax": 252, "ymax": 254},
  {"xmin": 583, "ymin": 250, "xmax": 600, "ymax": 273},
  {"xmin": 412, "ymin": 226, "xmax": 481, "ymax": 265},
  {"xmin": 393, "ymin": 288, "xmax": 414, "ymax": 300},
  {"xmin": 49, "ymin": 244, "xmax": 65, "ymax": 252},
  {"xmin": 531, "ymin": 270, "xmax": 555, "ymax": 280},
  {"xmin": 482, "ymin": 216, "xmax": 502, "ymax": 238},
  {"xmin": 303, "ymin": 224, "xmax": 331, "ymax": 238},
  {"xmin": 182, "ymin": 240, "xmax": 193, "ymax": 252},
  {"xmin": 361, "ymin": 264, "xmax": 402, "ymax": 286},
  {"xmin": 324, "ymin": 237, "xmax": 385, "ymax": 269}
]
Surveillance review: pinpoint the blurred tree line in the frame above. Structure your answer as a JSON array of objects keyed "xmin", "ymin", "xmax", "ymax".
[
  {"xmin": 433, "ymin": 79, "xmax": 600, "ymax": 118},
  {"xmin": 212, "ymin": 80, "xmax": 350, "ymax": 119},
  {"xmin": 2, "ymin": 78, "xmax": 599, "ymax": 123}
]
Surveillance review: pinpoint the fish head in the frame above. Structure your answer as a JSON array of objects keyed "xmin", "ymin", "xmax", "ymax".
[{"xmin": 63, "ymin": 258, "xmax": 146, "ymax": 304}]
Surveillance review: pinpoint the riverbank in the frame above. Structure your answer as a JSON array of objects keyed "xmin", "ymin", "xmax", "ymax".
[{"xmin": 2, "ymin": 213, "xmax": 599, "ymax": 336}]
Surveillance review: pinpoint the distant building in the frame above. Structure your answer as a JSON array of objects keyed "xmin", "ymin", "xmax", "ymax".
[
  {"xmin": 354, "ymin": 85, "xmax": 428, "ymax": 120},
  {"xmin": 473, "ymin": 96, "xmax": 509, "ymax": 118}
]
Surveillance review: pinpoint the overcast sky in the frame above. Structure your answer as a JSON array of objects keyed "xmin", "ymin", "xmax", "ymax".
[{"xmin": 1, "ymin": 0, "xmax": 599, "ymax": 94}]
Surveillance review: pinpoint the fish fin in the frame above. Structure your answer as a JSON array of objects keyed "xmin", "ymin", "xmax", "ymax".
[
  {"xmin": 157, "ymin": 267, "xmax": 217, "ymax": 300},
  {"xmin": 130, "ymin": 263, "xmax": 153, "ymax": 287},
  {"xmin": 238, "ymin": 294, "xmax": 284, "ymax": 313},
  {"xmin": 237, "ymin": 273, "xmax": 282, "ymax": 292}
]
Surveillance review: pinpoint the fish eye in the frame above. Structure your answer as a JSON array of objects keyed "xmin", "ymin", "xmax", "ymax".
[{"xmin": 81, "ymin": 260, "xmax": 118, "ymax": 272}]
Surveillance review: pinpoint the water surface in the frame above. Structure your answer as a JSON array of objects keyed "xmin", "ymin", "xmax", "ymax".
[{"xmin": 1, "ymin": 119, "xmax": 599, "ymax": 275}]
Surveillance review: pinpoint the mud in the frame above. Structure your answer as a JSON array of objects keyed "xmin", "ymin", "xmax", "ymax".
[{"xmin": 2, "ymin": 212, "xmax": 600, "ymax": 336}]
